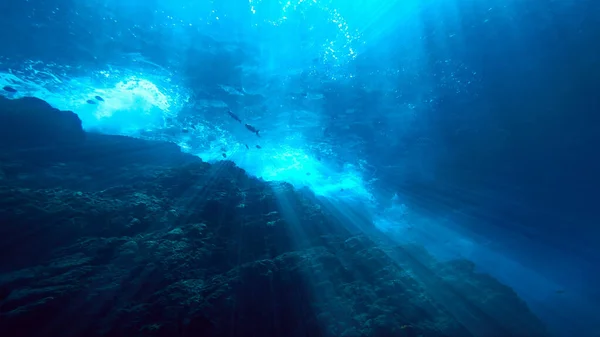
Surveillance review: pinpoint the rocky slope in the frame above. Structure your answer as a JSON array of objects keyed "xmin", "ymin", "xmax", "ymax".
[{"xmin": 0, "ymin": 96, "xmax": 550, "ymax": 337}]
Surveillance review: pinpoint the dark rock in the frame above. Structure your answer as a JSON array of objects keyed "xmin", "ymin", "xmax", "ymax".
[
  {"xmin": 0, "ymin": 96, "xmax": 550, "ymax": 337},
  {"xmin": 0, "ymin": 96, "xmax": 85, "ymax": 149}
]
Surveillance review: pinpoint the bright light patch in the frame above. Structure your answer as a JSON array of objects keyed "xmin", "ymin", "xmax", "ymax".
[
  {"xmin": 77, "ymin": 77, "xmax": 173, "ymax": 134},
  {"xmin": 93, "ymin": 78, "xmax": 170, "ymax": 119},
  {"xmin": 0, "ymin": 63, "xmax": 182, "ymax": 136},
  {"xmin": 191, "ymin": 141, "xmax": 374, "ymax": 203}
]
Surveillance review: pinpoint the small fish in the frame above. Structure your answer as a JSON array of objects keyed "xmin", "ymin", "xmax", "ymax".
[
  {"xmin": 190, "ymin": 125, "xmax": 196, "ymax": 130},
  {"xmin": 182, "ymin": 128, "xmax": 189, "ymax": 133},
  {"xmin": 255, "ymin": 145, "xmax": 261, "ymax": 149},
  {"xmin": 245, "ymin": 144, "xmax": 249, "ymax": 149},
  {"xmin": 86, "ymin": 99, "xmax": 96, "ymax": 104},
  {"xmin": 245, "ymin": 123, "xmax": 260, "ymax": 137},
  {"xmin": 222, "ymin": 153, "xmax": 227, "ymax": 158},
  {"xmin": 227, "ymin": 110, "xmax": 242, "ymax": 123},
  {"xmin": 3, "ymin": 86, "xmax": 17, "ymax": 93},
  {"xmin": 94, "ymin": 95, "xmax": 104, "ymax": 101},
  {"xmin": 306, "ymin": 172, "xmax": 311, "ymax": 176}
]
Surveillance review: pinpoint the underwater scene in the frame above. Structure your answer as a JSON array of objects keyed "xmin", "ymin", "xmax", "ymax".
[{"xmin": 0, "ymin": 0, "xmax": 598, "ymax": 336}]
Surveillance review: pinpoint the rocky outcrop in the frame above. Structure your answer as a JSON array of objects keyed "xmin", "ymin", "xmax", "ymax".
[
  {"xmin": 0, "ymin": 96, "xmax": 84, "ymax": 149},
  {"xmin": 0, "ymin": 97, "xmax": 550, "ymax": 337}
]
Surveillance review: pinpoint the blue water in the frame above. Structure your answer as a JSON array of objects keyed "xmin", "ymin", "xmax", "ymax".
[{"xmin": 1, "ymin": 0, "xmax": 599, "ymax": 335}]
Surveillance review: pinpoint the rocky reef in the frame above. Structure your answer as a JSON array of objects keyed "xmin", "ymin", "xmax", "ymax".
[{"xmin": 0, "ymin": 96, "xmax": 550, "ymax": 337}]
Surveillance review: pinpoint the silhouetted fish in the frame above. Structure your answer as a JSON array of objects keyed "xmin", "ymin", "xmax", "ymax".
[
  {"xmin": 255, "ymin": 145, "xmax": 261, "ymax": 149},
  {"xmin": 227, "ymin": 110, "xmax": 242, "ymax": 123},
  {"xmin": 86, "ymin": 99, "xmax": 96, "ymax": 104},
  {"xmin": 182, "ymin": 128, "xmax": 189, "ymax": 133},
  {"xmin": 95, "ymin": 95, "xmax": 104, "ymax": 101},
  {"xmin": 245, "ymin": 144, "xmax": 249, "ymax": 149},
  {"xmin": 245, "ymin": 123, "xmax": 260, "ymax": 137},
  {"xmin": 3, "ymin": 86, "xmax": 17, "ymax": 93},
  {"xmin": 222, "ymin": 153, "xmax": 227, "ymax": 158}
]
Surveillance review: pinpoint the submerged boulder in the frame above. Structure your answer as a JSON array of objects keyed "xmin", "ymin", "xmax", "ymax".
[{"xmin": 0, "ymin": 96, "xmax": 85, "ymax": 149}]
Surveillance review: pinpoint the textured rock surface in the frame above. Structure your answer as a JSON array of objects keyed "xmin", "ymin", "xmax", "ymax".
[{"xmin": 0, "ymin": 97, "xmax": 549, "ymax": 337}]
